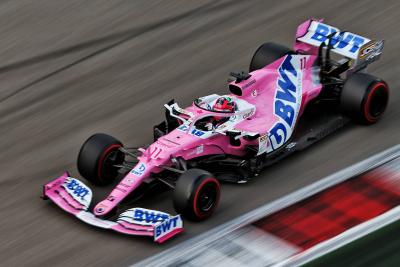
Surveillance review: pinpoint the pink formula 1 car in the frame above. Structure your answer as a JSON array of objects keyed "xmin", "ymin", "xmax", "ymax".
[{"xmin": 42, "ymin": 19, "xmax": 389, "ymax": 242}]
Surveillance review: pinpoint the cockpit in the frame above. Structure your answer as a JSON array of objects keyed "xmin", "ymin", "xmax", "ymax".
[
  {"xmin": 164, "ymin": 94, "xmax": 256, "ymax": 137},
  {"xmin": 194, "ymin": 94, "xmax": 238, "ymax": 113}
]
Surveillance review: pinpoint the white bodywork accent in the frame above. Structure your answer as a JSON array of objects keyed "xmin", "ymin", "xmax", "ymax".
[
  {"xmin": 62, "ymin": 177, "xmax": 92, "ymax": 209},
  {"xmin": 297, "ymin": 20, "xmax": 370, "ymax": 59},
  {"xmin": 268, "ymin": 55, "xmax": 303, "ymax": 152},
  {"xmin": 118, "ymin": 208, "xmax": 170, "ymax": 226},
  {"xmin": 154, "ymin": 215, "xmax": 184, "ymax": 242},
  {"xmin": 76, "ymin": 211, "xmax": 117, "ymax": 229}
]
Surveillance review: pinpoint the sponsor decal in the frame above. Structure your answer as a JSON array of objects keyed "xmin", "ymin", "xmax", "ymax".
[
  {"xmin": 62, "ymin": 178, "xmax": 92, "ymax": 209},
  {"xmin": 243, "ymin": 110, "xmax": 254, "ymax": 120},
  {"xmin": 268, "ymin": 55, "xmax": 302, "ymax": 151},
  {"xmin": 310, "ymin": 22, "xmax": 366, "ymax": 54},
  {"xmin": 178, "ymin": 125, "xmax": 189, "ymax": 132},
  {"xmin": 242, "ymin": 79, "xmax": 256, "ymax": 90},
  {"xmin": 298, "ymin": 21, "xmax": 369, "ymax": 59},
  {"xmin": 154, "ymin": 215, "xmax": 183, "ymax": 242},
  {"xmin": 191, "ymin": 129, "xmax": 205, "ymax": 137},
  {"xmin": 359, "ymin": 40, "xmax": 384, "ymax": 61},
  {"xmin": 131, "ymin": 163, "xmax": 146, "ymax": 176},
  {"xmin": 257, "ymin": 134, "xmax": 269, "ymax": 155},
  {"xmin": 118, "ymin": 208, "xmax": 170, "ymax": 226}
]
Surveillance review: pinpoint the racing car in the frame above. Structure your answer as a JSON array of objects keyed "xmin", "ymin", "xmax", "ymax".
[{"xmin": 42, "ymin": 19, "xmax": 389, "ymax": 242}]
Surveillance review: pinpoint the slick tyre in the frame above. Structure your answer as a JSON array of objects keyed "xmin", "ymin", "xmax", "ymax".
[
  {"xmin": 173, "ymin": 169, "xmax": 221, "ymax": 221},
  {"xmin": 340, "ymin": 73, "xmax": 389, "ymax": 124},
  {"xmin": 249, "ymin": 42, "xmax": 293, "ymax": 72},
  {"xmin": 77, "ymin": 133, "xmax": 124, "ymax": 185}
]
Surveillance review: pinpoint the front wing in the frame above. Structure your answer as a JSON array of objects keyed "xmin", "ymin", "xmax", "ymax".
[{"xmin": 42, "ymin": 172, "xmax": 183, "ymax": 243}]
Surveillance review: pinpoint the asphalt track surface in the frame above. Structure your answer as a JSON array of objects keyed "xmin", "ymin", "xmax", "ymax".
[{"xmin": 0, "ymin": 1, "xmax": 399, "ymax": 266}]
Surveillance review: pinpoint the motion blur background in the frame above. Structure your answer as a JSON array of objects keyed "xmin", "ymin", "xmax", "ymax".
[{"xmin": 0, "ymin": 1, "xmax": 399, "ymax": 266}]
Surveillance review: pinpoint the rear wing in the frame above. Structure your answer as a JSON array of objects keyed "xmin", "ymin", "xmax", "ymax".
[{"xmin": 295, "ymin": 19, "xmax": 384, "ymax": 67}]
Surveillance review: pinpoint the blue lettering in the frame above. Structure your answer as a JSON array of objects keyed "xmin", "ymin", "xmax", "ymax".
[
  {"xmin": 134, "ymin": 209, "xmax": 143, "ymax": 221},
  {"xmin": 280, "ymin": 55, "xmax": 297, "ymax": 77},
  {"xmin": 66, "ymin": 179, "xmax": 89, "ymax": 199},
  {"xmin": 67, "ymin": 179, "xmax": 78, "ymax": 190},
  {"xmin": 269, "ymin": 122, "xmax": 287, "ymax": 146},
  {"xmin": 170, "ymin": 217, "xmax": 178, "ymax": 227},
  {"xmin": 349, "ymin": 36, "xmax": 365, "ymax": 53},
  {"xmin": 161, "ymin": 220, "xmax": 172, "ymax": 232},
  {"xmin": 191, "ymin": 129, "xmax": 205, "ymax": 137},
  {"xmin": 138, "ymin": 164, "xmax": 145, "ymax": 172},
  {"xmin": 74, "ymin": 187, "xmax": 89, "ymax": 199},
  {"xmin": 311, "ymin": 24, "xmax": 330, "ymax": 42},
  {"xmin": 154, "ymin": 217, "xmax": 180, "ymax": 238},
  {"xmin": 269, "ymin": 55, "xmax": 301, "ymax": 150},
  {"xmin": 131, "ymin": 163, "xmax": 146, "ymax": 175},
  {"xmin": 277, "ymin": 73, "xmax": 296, "ymax": 103},
  {"xmin": 145, "ymin": 212, "xmax": 160, "ymax": 223},
  {"xmin": 133, "ymin": 209, "xmax": 170, "ymax": 223},
  {"xmin": 330, "ymin": 32, "xmax": 354, "ymax": 48},
  {"xmin": 155, "ymin": 225, "xmax": 162, "ymax": 237},
  {"xmin": 275, "ymin": 100, "xmax": 295, "ymax": 126}
]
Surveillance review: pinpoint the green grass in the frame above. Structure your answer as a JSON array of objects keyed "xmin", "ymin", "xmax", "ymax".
[{"xmin": 304, "ymin": 220, "xmax": 400, "ymax": 267}]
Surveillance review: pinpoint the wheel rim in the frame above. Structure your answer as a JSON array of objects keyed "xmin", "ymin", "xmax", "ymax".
[
  {"xmin": 197, "ymin": 182, "xmax": 218, "ymax": 213},
  {"xmin": 365, "ymin": 83, "xmax": 388, "ymax": 122},
  {"xmin": 98, "ymin": 145, "xmax": 124, "ymax": 182}
]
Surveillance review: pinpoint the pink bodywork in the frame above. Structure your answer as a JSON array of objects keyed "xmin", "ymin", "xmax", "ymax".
[
  {"xmin": 44, "ymin": 173, "xmax": 153, "ymax": 235},
  {"xmin": 93, "ymin": 26, "xmax": 323, "ymax": 217},
  {"xmin": 43, "ymin": 172, "xmax": 183, "ymax": 242},
  {"xmin": 42, "ymin": 19, "xmax": 326, "ymax": 242}
]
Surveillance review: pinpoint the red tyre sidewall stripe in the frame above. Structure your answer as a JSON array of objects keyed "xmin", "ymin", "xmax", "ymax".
[
  {"xmin": 193, "ymin": 177, "xmax": 221, "ymax": 219},
  {"xmin": 364, "ymin": 82, "xmax": 388, "ymax": 123},
  {"xmin": 97, "ymin": 144, "xmax": 121, "ymax": 183}
]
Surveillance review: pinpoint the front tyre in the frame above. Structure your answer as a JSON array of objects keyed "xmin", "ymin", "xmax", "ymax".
[
  {"xmin": 340, "ymin": 73, "xmax": 389, "ymax": 124},
  {"xmin": 173, "ymin": 169, "xmax": 221, "ymax": 221},
  {"xmin": 77, "ymin": 133, "xmax": 125, "ymax": 185}
]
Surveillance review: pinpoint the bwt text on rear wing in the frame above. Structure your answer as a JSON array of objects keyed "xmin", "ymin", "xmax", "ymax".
[{"xmin": 295, "ymin": 19, "xmax": 384, "ymax": 69}]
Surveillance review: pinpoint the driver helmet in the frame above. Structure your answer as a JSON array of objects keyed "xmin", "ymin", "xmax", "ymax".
[{"xmin": 212, "ymin": 96, "xmax": 236, "ymax": 113}]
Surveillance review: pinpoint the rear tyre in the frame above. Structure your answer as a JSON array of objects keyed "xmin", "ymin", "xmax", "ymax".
[
  {"xmin": 77, "ymin": 133, "xmax": 125, "ymax": 185},
  {"xmin": 340, "ymin": 73, "xmax": 389, "ymax": 124},
  {"xmin": 173, "ymin": 169, "xmax": 221, "ymax": 221},
  {"xmin": 249, "ymin": 42, "xmax": 293, "ymax": 72}
]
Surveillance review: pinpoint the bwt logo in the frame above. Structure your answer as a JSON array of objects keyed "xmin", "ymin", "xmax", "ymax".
[
  {"xmin": 65, "ymin": 179, "xmax": 89, "ymax": 200},
  {"xmin": 269, "ymin": 55, "xmax": 301, "ymax": 150},
  {"xmin": 310, "ymin": 23, "xmax": 367, "ymax": 55},
  {"xmin": 131, "ymin": 163, "xmax": 146, "ymax": 176},
  {"xmin": 154, "ymin": 216, "xmax": 180, "ymax": 238},
  {"xmin": 133, "ymin": 208, "xmax": 169, "ymax": 224}
]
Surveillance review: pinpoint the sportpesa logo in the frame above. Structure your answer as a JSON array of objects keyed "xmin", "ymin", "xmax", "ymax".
[{"xmin": 269, "ymin": 55, "xmax": 302, "ymax": 150}]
